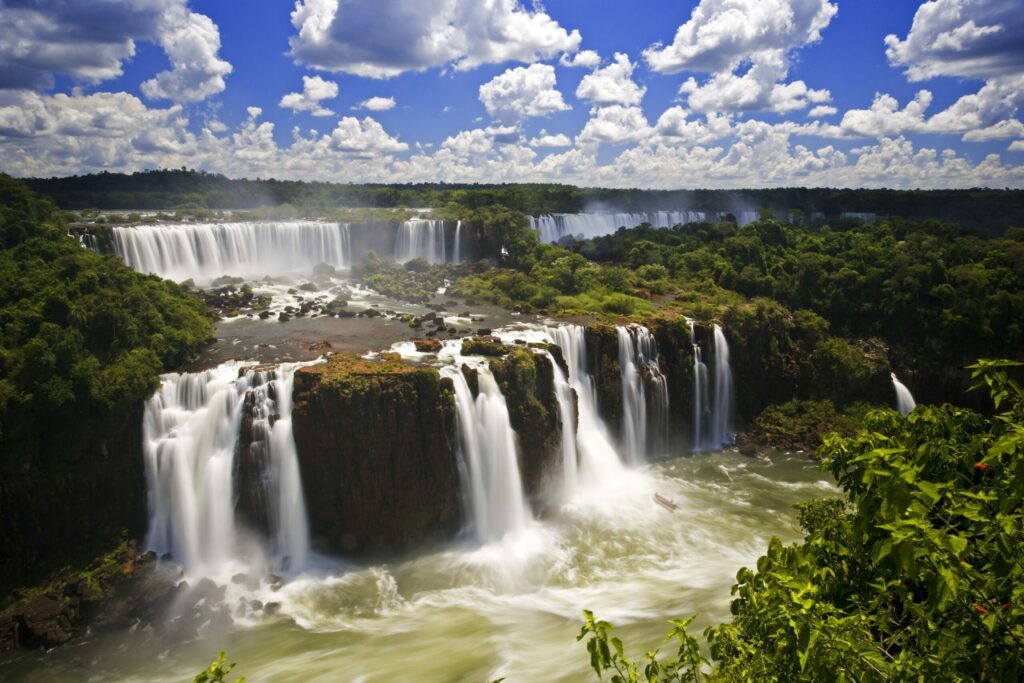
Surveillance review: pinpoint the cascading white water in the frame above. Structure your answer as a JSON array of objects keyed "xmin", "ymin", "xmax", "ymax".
[
  {"xmin": 545, "ymin": 353, "xmax": 579, "ymax": 500},
  {"xmin": 617, "ymin": 326, "xmax": 648, "ymax": 466},
  {"xmin": 891, "ymin": 372, "xmax": 917, "ymax": 416},
  {"xmin": 528, "ymin": 211, "xmax": 769, "ymax": 242},
  {"xmin": 529, "ymin": 212, "xmax": 705, "ymax": 243},
  {"xmin": 442, "ymin": 364, "xmax": 532, "ymax": 543},
  {"xmin": 394, "ymin": 219, "xmax": 447, "ymax": 264},
  {"xmin": 615, "ymin": 325, "xmax": 670, "ymax": 464},
  {"xmin": 452, "ymin": 220, "xmax": 463, "ymax": 264},
  {"xmin": 143, "ymin": 361, "xmax": 313, "ymax": 576},
  {"xmin": 689, "ymin": 321, "xmax": 707, "ymax": 451},
  {"xmin": 111, "ymin": 221, "xmax": 352, "ymax": 283},
  {"xmin": 544, "ymin": 325, "xmax": 627, "ymax": 492},
  {"xmin": 710, "ymin": 325, "xmax": 734, "ymax": 448}
]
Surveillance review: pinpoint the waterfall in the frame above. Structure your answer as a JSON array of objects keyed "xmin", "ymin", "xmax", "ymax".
[
  {"xmin": 443, "ymin": 365, "xmax": 531, "ymax": 543},
  {"xmin": 143, "ymin": 361, "xmax": 313, "ymax": 575},
  {"xmin": 709, "ymin": 324, "xmax": 734, "ymax": 449},
  {"xmin": 891, "ymin": 373, "xmax": 917, "ymax": 416},
  {"xmin": 689, "ymin": 322, "xmax": 732, "ymax": 452},
  {"xmin": 111, "ymin": 221, "xmax": 352, "ymax": 282},
  {"xmin": 395, "ymin": 219, "xmax": 447, "ymax": 264},
  {"xmin": 617, "ymin": 327, "xmax": 647, "ymax": 466},
  {"xmin": 452, "ymin": 220, "xmax": 463, "ymax": 264},
  {"xmin": 615, "ymin": 325, "xmax": 669, "ymax": 464},
  {"xmin": 689, "ymin": 322, "xmax": 707, "ymax": 451},
  {"xmin": 545, "ymin": 325, "xmax": 626, "ymax": 491},
  {"xmin": 545, "ymin": 353, "xmax": 579, "ymax": 500},
  {"xmin": 529, "ymin": 211, "xmax": 769, "ymax": 243}
]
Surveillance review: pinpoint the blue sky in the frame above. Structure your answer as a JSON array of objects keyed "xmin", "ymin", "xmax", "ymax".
[{"xmin": 0, "ymin": 0, "xmax": 1022, "ymax": 188}]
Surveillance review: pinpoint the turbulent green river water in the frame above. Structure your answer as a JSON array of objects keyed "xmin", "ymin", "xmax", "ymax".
[{"xmin": 2, "ymin": 452, "xmax": 835, "ymax": 683}]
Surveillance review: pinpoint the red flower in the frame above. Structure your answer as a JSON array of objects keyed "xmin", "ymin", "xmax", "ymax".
[
  {"xmin": 975, "ymin": 462, "xmax": 989, "ymax": 471},
  {"xmin": 974, "ymin": 604, "xmax": 989, "ymax": 614}
]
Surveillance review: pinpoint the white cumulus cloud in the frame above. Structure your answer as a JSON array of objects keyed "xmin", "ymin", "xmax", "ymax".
[
  {"xmin": 354, "ymin": 96, "xmax": 397, "ymax": 111},
  {"xmin": 575, "ymin": 53, "xmax": 646, "ymax": 107},
  {"xmin": 577, "ymin": 105, "xmax": 653, "ymax": 147},
  {"xmin": 289, "ymin": 0, "xmax": 582, "ymax": 78},
  {"xmin": 560, "ymin": 50, "xmax": 601, "ymax": 68},
  {"xmin": 644, "ymin": 0, "xmax": 836, "ymax": 113},
  {"xmin": 479, "ymin": 64, "xmax": 570, "ymax": 123},
  {"xmin": 529, "ymin": 130, "xmax": 572, "ymax": 147},
  {"xmin": 279, "ymin": 76, "xmax": 339, "ymax": 116},
  {"xmin": 140, "ymin": 5, "xmax": 233, "ymax": 104},
  {"xmin": 0, "ymin": 0, "xmax": 231, "ymax": 105},
  {"xmin": 884, "ymin": 1, "xmax": 1024, "ymax": 139}
]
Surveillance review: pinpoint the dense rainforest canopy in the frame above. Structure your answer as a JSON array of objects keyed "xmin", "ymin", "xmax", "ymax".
[
  {"xmin": 0, "ymin": 173, "xmax": 212, "ymax": 459},
  {"xmin": 22, "ymin": 169, "xmax": 1024, "ymax": 235}
]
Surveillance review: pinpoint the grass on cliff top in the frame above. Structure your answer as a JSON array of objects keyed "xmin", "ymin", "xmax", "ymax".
[{"xmin": 301, "ymin": 353, "xmax": 437, "ymax": 386}]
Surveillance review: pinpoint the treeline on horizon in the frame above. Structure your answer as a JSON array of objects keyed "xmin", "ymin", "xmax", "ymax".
[{"xmin": 20, "ymin": 169, "xmax": 1024, "ymax": 235}]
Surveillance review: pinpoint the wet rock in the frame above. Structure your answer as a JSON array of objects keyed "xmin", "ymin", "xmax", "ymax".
[
  {"xmin": 278, "ymin": 313, "xmax": 291, "ymax": 323},
  {"xmin": 292, "ymin": 356, "xmax": 460, "ymax": 558},
  {"xmin": 263, "ymin": 602, "xmax": 281, "ymax": 616},
  {"xmin": 476, "ymin": 328, "xmax": 492, "ymax": 336},
  {"xmin": 230, "ymin": 573, "xmax": 260, "ymax": 592},
  {"xmin": 414, "ymin": 339, "xmax": 442, "ymax": 353},
  {"xmin": 461, "ymin": 336, "xmax": 506, "ymax": 356},
  {"xmin": 13, "ymin": 595, "xmax": 73, "ymax": 648}
]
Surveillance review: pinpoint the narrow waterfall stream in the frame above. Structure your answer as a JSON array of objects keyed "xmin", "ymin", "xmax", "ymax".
[
  {"xmin": 142, "ymin": 361, "xmax": 315, "ymax": 577},
  {"xmin": 394, "ymin": 219, "xmax": 447, "ymax": 264},
  {"xmin": 616, "ymin": 325, "xmax": 670, "ymax": 463},
  {"xmin": 452, "ymin": 220, "xmax": 463, "ymax": 264},
  {"xmin": 891, "ymin": 373, "xmax": 917, "ymax": 416},
  {"xmin": 442, "ymin": 364, "xmax": 533, "ymax": 543},
  {"xmin": 710, "ymin": 324, "xmax": 734, "ymax": 448},
  {"xmin": 544, "ymin": 324, "xmax": 627, "ymax": 492}
]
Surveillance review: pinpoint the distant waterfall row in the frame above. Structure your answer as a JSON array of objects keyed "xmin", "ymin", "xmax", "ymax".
[
  {"xmin": 529, "ymin": 211, "xmax": 761, "ymax": 243},
  {"xmin": 143, "ymin": 361, "xmax": 314, "ymax": 576},
  {"xmin": 690, "ymin": 322, "xmax": 734, "ymax": 451},
  {"xmin": 109, "ymin": 219, "xmax": 464, "ymax": 282},
  {"xmin": 112, "ymin": 221, "xmax": 354, "ymax": 282},
  {"xmin": 395, "ymin": 219, "xmax": 464, "ymax": 265}
]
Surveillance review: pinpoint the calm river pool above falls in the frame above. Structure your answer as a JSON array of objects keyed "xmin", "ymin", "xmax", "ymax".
[{"xmin": 2, "ymin": 453, "xmax": 836, "ymax": 683}]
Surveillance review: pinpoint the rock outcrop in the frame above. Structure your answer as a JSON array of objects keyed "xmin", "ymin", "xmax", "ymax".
[
  {"xmin": 292, "ymin": 355, "xmax": 460, "ymax": 557},
  {"xmin": 489, "ymin": 347, "xmax": 570, "ymax": 510}
]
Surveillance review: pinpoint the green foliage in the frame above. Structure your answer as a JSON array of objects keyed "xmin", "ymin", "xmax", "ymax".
[
  {"xmin": 586, "ymin": 362, "xmax": 1024, "ymax": 681},
  {"xmin": 741, "ymin": 399, "xmax": 869, "ymax": 454},
  {"xmin": 194, "ymin": 652, "xmax": 244, "ymax": 683},
  {"xmin": 0, "ymin": 176, "xmax": 212, "ymax": 447},
  {"xmin": 578, "ymin": 218, "xmax": 1024, "ymax": 366},
  {"xmin": 578, "ymin": 610, "xmax": 708, "ymax": 683}
]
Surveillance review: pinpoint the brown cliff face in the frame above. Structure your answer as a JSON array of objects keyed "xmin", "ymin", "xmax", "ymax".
[
  {"xmin": 0, "ymin": 404, "xmax": 147, "ymax": 598},
  {"xmin": 291, "ymin": 356, "xmax": 460, "ymax": 558},
  {"xmin": 648, "ymin": 319, "xmax": 696, "ymax": 447},
  {"xmin": 585, "ymin": 324, "xmax": 623, "ymax": 437}
]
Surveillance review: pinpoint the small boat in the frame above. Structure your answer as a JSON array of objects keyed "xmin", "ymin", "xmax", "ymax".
[{"xmin": 654, "ymin": 493, "xmax": 678, "ymax": 512}]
